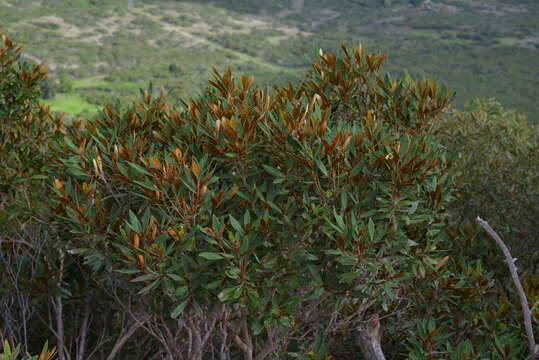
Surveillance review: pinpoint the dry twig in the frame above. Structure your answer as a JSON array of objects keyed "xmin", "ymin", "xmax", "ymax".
[{"xmin": 475, "ymin": 216, "xmax": 538, "ymax": 359}]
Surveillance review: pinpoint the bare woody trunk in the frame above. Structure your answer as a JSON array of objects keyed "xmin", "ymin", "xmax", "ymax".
[
  {"xmin": 54, "ymin": 250, "xmax": 69, "ymax": 360},
  {"xmin": 76, "ymin": 298, "xmax": 91, "ymax": 360},
  {"xmin": 357, "ymin": 314, "xmax": 386, "ymax": 360}
]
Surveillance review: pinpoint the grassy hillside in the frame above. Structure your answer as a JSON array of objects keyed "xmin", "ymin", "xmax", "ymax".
[{"xmin": 1, "ymin": 0, "xmax": 538, "ymax": 122}]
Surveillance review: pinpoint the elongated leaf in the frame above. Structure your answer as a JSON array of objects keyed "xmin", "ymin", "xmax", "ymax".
[
  {"xmin": 315, "ymin": 158, "xmax": 328, "ymax": 177},
  {"xmin": 134, "ymin": 180, "xmax": 160, "ymax": 192},
  {"xmin": 229, "ymin": 214, "xmax": 244, "ymax": 234},
  {"xmin": 64, "ymin": 136, "xmax": 79, "ymax": 152},
  {"xmin": 167, "ymin": 273, "xmax": 184, "ymax": 282},
  {"xmin": 131, "ymin": 273, "xmax": 158, "ymax": 282},
  {"xmin": 127, "ymin": 210, "xmax": 142, "ymax": 233},
  {"xmin": 218, "ymin": 285, "xmax": 240, "ymax": 302},
  {"xmin": 243, "ymin": 210, "xmax": 251, "ymax": 226},
  {"xmin": 114, "ymin": 268, "xmax": 139, "ymax": 275},
  {"xmin": 199, "ymin": 252, "xmax": 224, "ymax": 260},
  {"xmin": 334, "ymin": 208, "xmax": 345, "ymax": 230},
  {"xmin": 138, "ymin": 279, "xmax": 160, "ymax": 294},
  {"xmin": 262, "ymin": 164, "xmax": 285, "ymax": 178},
  {"xmin": 170, "ymin": 300, "xmax": 188, "ymax": 318},
  {"xmin": 174, "ymin": 285, "xmax": 188, "ymax": 297},
  {"xmin": 128, "ymin": 161, "xmax": 152, "ymax": 176},
  {"xmin": 368, "ymin": 218, "xmax": 375, "ymax": 241}
]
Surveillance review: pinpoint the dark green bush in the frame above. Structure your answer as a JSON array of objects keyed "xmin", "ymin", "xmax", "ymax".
[
  {"xmin": 0, "ymin": 32, "xmax": 65, "ymax": 227},
  {"xmin": 401, "ymin": 98, "xmax": 539, "ymax": 359},
  {"xmin": 48, "ymin": 43, "xmax": 462, "ymax": 358},
  {"xmin": 0, "ymin": 33, "xmax": 155, "ymax": 360},
  {"xmin": 0, "ymin": 31, "xmax": 62, "ymax": 355},
  {"xmin": 440, "ymin": 98, "xmax": 539, "ymax": 275}
]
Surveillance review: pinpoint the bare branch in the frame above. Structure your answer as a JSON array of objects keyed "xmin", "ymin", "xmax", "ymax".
[
  {"xmin": 106, "ymin": 319, "xmax": 144, "ymax": 360},
  {"xmin": 77, "ymin": 298, "xmax": 91, "ymax": 360},
  {"xmin": 475, "ymin": 217, "xmax": 538, "ymax": 359}
]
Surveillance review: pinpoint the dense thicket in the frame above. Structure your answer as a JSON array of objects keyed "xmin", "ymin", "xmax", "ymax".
[
  {"xmin": 0, "ymin": 33, "xmax": 162, "ymax": 360},
  {"xmin": 1, "ymin": 32, "xmax": 537, "ymax": 359},
  {"xmin": 441, "ymin": 99, "xmax": 539, "ymax": 275}
]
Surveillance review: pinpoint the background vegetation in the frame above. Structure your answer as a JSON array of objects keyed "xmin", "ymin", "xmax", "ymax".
[{"xmin": 0, "ymin": 0, "xmax": 538, "ymax": 122}]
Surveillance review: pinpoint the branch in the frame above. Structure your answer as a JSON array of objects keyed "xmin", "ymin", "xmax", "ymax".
[
  {"xmin": 106, "ymin": 319, "xmax": 144, "ymax": 360},
  {"xmin": 255, "ymin": 325, "xmax": 278, "ymax": 360},
  {"xmin": 357, "ymin": 314, "xmax": 386, "ymax": 360},
  {"xmin": 475, "ymin": 217, "xmax": 538, "ymax": 359},
  {"xmin": 77, "ymin": 298, "xmax": 91, "ymax": 360},
  {"xmin": 233, "ymin": 317, "xmax": 253, "ymax": 360}
]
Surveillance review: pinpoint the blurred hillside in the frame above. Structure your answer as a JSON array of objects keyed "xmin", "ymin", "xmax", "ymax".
[{"xmin": 0, "ymin": 0, "xmax": 538, "ymax": 122}]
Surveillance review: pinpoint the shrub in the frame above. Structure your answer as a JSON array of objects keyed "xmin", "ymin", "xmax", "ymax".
[
  {"xmin": 0, "ymin": 33, "xmax": 151, "ymax": 360},
  {"xmin": 440, "ymin": 98, "xmax": 539, "ymax": 275},
  {"xmin": 0, "ymin": 33, "xmax": 62, "ymax": 226},
  {"xmin": 49, "ymin": 43, "xmax": 458, "ymax": 358},
  {"xmin": 400, "ymin": 98, "xmax": 539, "ymax": 359},
  {"xmin": 0, "ymin": 32, "xmax": 62, "ymax": 352}
]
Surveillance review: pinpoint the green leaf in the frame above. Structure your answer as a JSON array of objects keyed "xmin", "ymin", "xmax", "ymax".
[
  {"xmin": 193, "ymin": 300, "xmax": 203, "ymax": 315},
  {"xmin": 114, "ymin": 268, "xmax": 139, "ymax": 275},
  {"xmin": 67, "ymin": 166, "xmax": 90, "ymax": 179},
  {"xmin": 368, "ymin": 218, "xmax": 375, "ymax": 242},
  {"xmin": 30, "ymin": 174, "xmax": 49, "ymax": 180},
  {"xmin": 304, "ymin": 286, "xmax": 323, "ymax": 300},
  {"xmin": 351, "ymin": 159, "xmax": 366, "ymax": 176},
  {"xmin": 167, "ymin": 273, "xmax": 184, "ymax": 282},
  {"xmin": 262, "ymin": 164, "xmax": 285, "ymax": 178},
  {"xmin": 428, "ymin": 177, "xmax": 437, "ymax": 192},
  {"xmin": 68, "ymin": 248, "xmax": 91, "ymax": 255},
  {"xmin": 383, "ymin": 283, "xmax": 395, "ymax": 300},
  {"xmin": 64, "ymin": 136, "xmax": 79, "ymax": 152},
  {"xmin": 199, "ymin": 252, "xmax": 224, "ymax": 260},
  {"xmin": 407, "ymin": 239, "xmax": 418, "ymax": 247},
  {"xmin": 174, "ymin": 285, "xmax": 188, "ymax": 297},
  {"xmin": 40, "ymin": 340, "xmax": 50, "ymax": 355},
  {"xmin": 229, "ymin": 214, "xmax": 244, "ymax": 235},
  {"xmin": 138, "ymin": 279, "xmax": 160, "ymax": 294},
  {"xmin": 3, "ymin": 340, "xmax": 11, "ymax": 355},
  {"xmin": 131, "ymin": 273, "xmax": 158, "ymax": 282},
  {"xmin": 205, "ymin": 280, "xmax": 221, "ymax": 289},
  {"xmin": 334, "ymin": 208, "xmax": 345, "ymax": 230},
  {"xmin": 170, "ymin": 300, "xmax": 188, "ymax": 318},
  {"xmin": 127, "ymin": 210, "xmax": 142, "ymax": 234},
  {"xmin": 324, "ymin": 217, "xmax": 343, "ymax": 234},
  {"xmin": 225, "ymin": 267, "xmax": 240, "ymax": 279},
  {"xmin": 314, "ymin": 158, "xmax": 328, "ymax": 177},
  {"xmin": 128, "ymin": 161, "xmax": 152, "ymax": 176},
  {"xmin": 360, "ymin": 209, "xmax": 377, "ymax": 219},
  {"xmin": 252, "ymin": 319, "xmax": 264, "ymax": 335},
  {"xmin": 243, "ymin": 210, "xmax": 251, "ymax": 226},
  {"xmin": 134, "ymin": 180, "xmax": 160, "ymax": 192},
  {"xmin": 218, "ymin": 285, "xmax": 241, "ymax": 302},
  {"xmin": 324, "ymin": 249, "xmax": 343, "ymax": 256},
  {"xmin": 340, "ymin": 191, "xmax": 348, "ymax": 212},
  {"xmin": 286, "ymin": 134, "xmax": 302, "ymax": 151},
  {"xmin": 340, "ymin": 271, "xmax": 358, "ymax": 284},
  {"xmin": 408, "ymin": 200, "xmax": 419, "ymax": 214}
]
